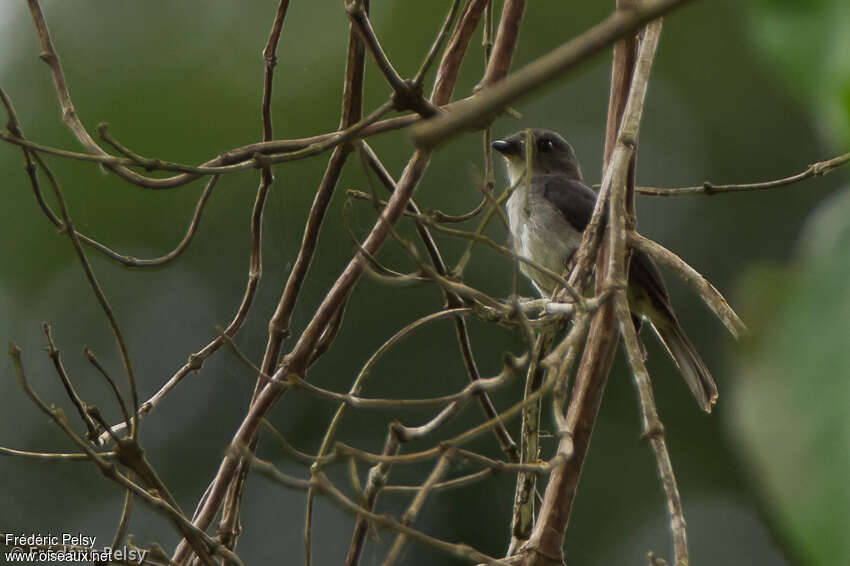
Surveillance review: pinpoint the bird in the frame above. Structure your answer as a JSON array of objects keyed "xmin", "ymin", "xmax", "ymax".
[{"xmin": 492, "ymin": 128, "xmax": 717, "ymax": 412}]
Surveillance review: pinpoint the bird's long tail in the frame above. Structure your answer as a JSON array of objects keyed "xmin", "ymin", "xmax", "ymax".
[{"xmin": 651, "ymin": 321, "xmax": 718, "ymax": 412}]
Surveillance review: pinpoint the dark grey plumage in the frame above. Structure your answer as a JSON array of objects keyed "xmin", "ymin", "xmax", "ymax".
[{"xmin": 494, "ymin": 128, "xmax": 717, "ymax": 412}]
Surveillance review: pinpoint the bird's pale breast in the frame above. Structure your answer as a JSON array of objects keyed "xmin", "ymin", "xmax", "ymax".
[{"xmin": 506, "ymin": 181, "xmax": 582, "ymax": 296}]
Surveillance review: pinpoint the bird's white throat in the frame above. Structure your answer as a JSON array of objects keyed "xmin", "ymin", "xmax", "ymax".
[{"xmin": 503, "ymin": 158, "xmax": 526, "ymax": 188}]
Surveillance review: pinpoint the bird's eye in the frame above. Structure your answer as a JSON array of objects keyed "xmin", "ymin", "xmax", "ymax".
[{"xmin": 538, "ymin": 138, "xmax": 554, "ymax": 152}]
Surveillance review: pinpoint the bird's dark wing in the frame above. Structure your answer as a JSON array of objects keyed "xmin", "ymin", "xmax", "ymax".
[
  {"xmin": 630, "ymin": 250, "xmax": 677, "ymax": 322},
  {"xmin": 540, "ymin": 174, "xmax": 600, "ymax": 232},
  {"xmin": 542, "ymin": 173, "xmax": 676, "ymax": 322}
]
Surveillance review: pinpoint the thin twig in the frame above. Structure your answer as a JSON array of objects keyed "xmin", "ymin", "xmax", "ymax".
[
  {"xmin": 455, "ymin": 448, "xmax": 557, "ymax": 474},
  {"xmin": 516, "ymin": 12, "xmax": 663, "ymax": 565},
  {"xmin": 507, "ymin": 331, "xmax": 555, "ymax": 555},
  {"xmin": 262, "ymin": 10, "xmax": 369, "ymax": 563},
  {"xmin": 382, "ymin": 469, "xmax": 493, "ymax": 493},
  {"xmin": 247, "ymin": 456, "xmax": 509, "ymax": 566},
  {"xmin": 628, "ymin": 232, "xmax": 747, "ymax": 339},
  {"xmin": 413, "ymin": 0, "xmax": 463, "ymax": 87},
  {"xmin": 332, "ymin": 435, "xmax": 560, "ymax": 474},
  {"xmin": 430, "ymin": 196, "xmax": 489, "ymax": 223},
  {"xmin": 42, "ymin": 322, "xmax": 100, "ymax": 442},
  {"xmin": 475, "ymin": 0, "xmax": 526, "ymax": 91},
  {"xmin": 8, "ymin": 344, "xmax": 232, "ymax": 566},
  {"xmin": 327, "ymin": 321, "xmax": 588, "ymax": 469},
  {"xmin": 430, "ymin": 0, "xmax": 489, "ymax": 106},
  {"xmin": 348, "ymin": 189, "xmax": 585, "ymax": 305},
  {"xmin": 382, "ymin": 453, "xmax": 454, "ymax": 566},
  {"xmin": 636, "ymin": 152, "xmax": 850, "ymax": 196},
  {"xmin": 317, "ymin": 473, "xmax": 510, "ymax": 566},
  {"xmin": 0, "ymin": 445, "xmax": 117, "ymax": 462},
  {"xmin": 80, "ymin": 175, "xmax": 218, "ymax": 268},
  {"xmin": 22, "ymin": 0, "xmax": 389, "ymax": 190},
  {"xmin": 84, "ymin": 347, "xmax": 132, "ymax": 434},
  {"xmin": 345, "ymin": 0, "xmax": 437, "ymax": 117},
  {"xmin": 344, "ymin": 428, "xmax": 401, "ymax": 566},
  {"xmin": 110, "ymin": 474, "xmax": 135, "ymax": 550},
  {"xmin": 411, "ymin": 0, "xmax": 694, "ymax": 148},
  {"xmin": 215, "ymin": 0, "xmax": 291, "ymax": 554},
  {"xmin": 333, "ymin": 313, "xmax": 516, "ymax": 566},
  {"xmin": 0, "ymin": 93, "xmax": 217, "ymax": 267},
  {"xmin": 0, "ymin": 99, "xmax": 393, "ymax": 178},
  {"xmin": 615, "ymin": 293, "xmax": 688, "ymax": 566},
  {"xmin": 30, "ymin": 152, "xmax": 140, "ymax": 439},
  {"xmin": 359, "ymin": 143, "xmax": 565, "ymax": 463},
  {"xmin": 287, "ymin": 366, "xmax": 514, "ymax": 409},
  {"xmin": 260, "ymin": 419, "xmax": 337, "ymax": 468},
  {"xmin": 96, "ymin": 267, "xmax": 261, "ymax": 443}
]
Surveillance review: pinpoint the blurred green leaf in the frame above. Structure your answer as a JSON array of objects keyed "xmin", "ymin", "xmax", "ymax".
[
  {"xmin": 731, "ymin": 186, "xmax": 850, "ymax": 566},
  {"xmin": 749, "ymin": 0, "xmax": 850, "ymax": 145}
]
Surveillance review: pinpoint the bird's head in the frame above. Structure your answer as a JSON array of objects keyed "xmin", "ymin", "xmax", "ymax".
[{"xmin": 492, "ymin": 128, "xmax": 583, "ymax": 186}]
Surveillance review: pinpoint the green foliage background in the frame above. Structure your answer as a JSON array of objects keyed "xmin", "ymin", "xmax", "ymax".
[{"xmin": 1, "ymin": 1, "xmax": 847, "ymax": 564}]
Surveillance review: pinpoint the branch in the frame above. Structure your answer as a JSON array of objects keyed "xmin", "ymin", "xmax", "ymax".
[
  {"xmin": 29, "ymin": 153, "xmax": 140, "ymax": 439},
  {"xmin": 174, "ymin": 0, "xmax": 493, "ymax": 554},
  {"xmin": 0, "ymin": 105, "xmax": 401, "ymax": 185},
  {"xmin": 347, "ymin": 188, "xmax": 585, "ymax": 306},
  {"xmin": 430, "ymin": 0, "xmax": 490, "ymax": 106},
  {"xmin": 326, "ymin": 313, "xmax": 522, "ymax": 566},
  {"xmin": 15, "ymin": 0, "xmax": 486, "ymax": 192},
  {"xmin": 475, "ymin": 0, "xmax": 526, "ymax": 91},
  {"xmin": 217, "ymin": 0, "xmax": 291, "ymax": 553},
  {"xmin": 259, "ymin": 3, "xmax": 367, "ymax": 388},
  {"xmin": 79, "ymin": 174, "xmax": 218, "ymax": 268},
  {"xmin": 628, "ymin": 232, "xmax": 747, "ymax": 339},
  {"xmin": 248, "ymin": 456, "xmax": 509, "ymax": 566},
  {"xmin": 22, "ymin": 0, "xmax": 343, "ymax": 194},
  {"xmin": 42, "ymin": 323, "xmax": 100, "ymax": 442},
  {"xmin": 636, "ymin": 152, "xmax": 850, "ymax": 196},
  {"xmin": 382, "ymin": 469, "xmax": 493, "ymax": 493},
  {"xmin": 0, "ymin": 445, "xmax": 116, "ymax": 462},
  {"xmin": 333, "ymin": 441, "xmax": 556, "ymax": 474},
  {"xmin": 84, "ymin": 347, "xmax": 132, "ymax": 434},
  {"xmin": 343, "ymin": 429, "xmax": 402, "ymax": 566},
  {"xmin": 328, "ymin": 318, "xmax": 588, "ymax": 470},
  {"xmin": 0, "ymin": 94, "xmax": 220, "ymax": 267},
  {"xmin": 256, "ymin": 8, "xmax": 370, "ymax": 564},
  {"xmin": 96, "ymin": 266, "xmax": 261, "ymax": 443},
  {"xmin": 411, "ymin": 0, "xmax": 694, "ymax": 148},
  {"xmin": 261, "ymin": 1, "xmax": 290, "ymax": 143},
  {"xmin": 413, "ymin": 0, "xmax": 462, "ymax": 87},
  {"xmin": 8, "ymin": 344, "xmax": 233, "ymax": 566},
  {"xmin": 382, "ymin": 453, "xmax": 454, "ymax": 566},
  {"xmin": 615, "ymin": 294, "xmax": 688, "ymax": 566},
  {"xmin": 175, "ymin": 84, "xmax": 437, "ymax": 566},
  {"xmin": 345, "ymin": 0, "xmax": 437, "ymax": 116},
  {"xmin": 507, "ymin": 332, "xmax": 553, "ymax": 555},
  {"xmin": 515, "ymin": 12, "xmax": 662, "ymax": 565}
]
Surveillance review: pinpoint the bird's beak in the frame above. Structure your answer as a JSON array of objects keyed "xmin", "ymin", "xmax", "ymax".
[{"xmin": 492, "ymin": 139, "xmax": 516, "ymax": 156}]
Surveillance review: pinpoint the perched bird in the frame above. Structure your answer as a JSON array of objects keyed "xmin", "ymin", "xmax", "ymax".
[{"xmin": 493, "ymin": 128, "xmax": 717, "ymax": 412}]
